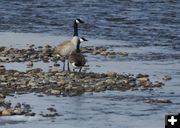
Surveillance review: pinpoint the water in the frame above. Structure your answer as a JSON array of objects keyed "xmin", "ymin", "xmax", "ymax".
[
  {"xmin": 0, "ymin": 0, "xmax": 180, "ymax": 128},
  {"xmin": 0, "ymin": 0, "xmax": 180, "ymax": 43}
]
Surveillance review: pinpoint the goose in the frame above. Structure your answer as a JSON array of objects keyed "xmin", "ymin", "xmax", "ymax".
[
  {"xmin": 68, "ymin": 37, "xmax": 88, "ymax": 72},
  {"xmin": 53, "ymin": 18, "xmax": 84, "ymax": 71}
]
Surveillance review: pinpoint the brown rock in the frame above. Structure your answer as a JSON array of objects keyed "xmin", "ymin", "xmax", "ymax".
[
  {"xmin": 50, "ymin": 89, "xmax": 61, "ymax": 95},
  {"xmin": 136, "ymin": 74, "xmax": 149, "ymax": 78},
  {"xmin": 162, "ymin": 75, "xmax": 172, "ymax": 81},
  {"xmin": 144, "ymin": 98, "xmax": 172, "ymax": 104},
  {"xmin": 1, "ymin": 109, "xmax": 12, "ymax": 116},
  {"xmin": 0, "ymin": 65, "xmax": 6, "ymax": 74},
  {"xmin": 100, "ymin": 51, "xmax": 108, "ymax": 56},
  {"xmin": 106, "ymin": 71, "xmax": 116, "ymax": 77},
  {"xmin": 26, "ymin": 61, "xmax": 33, "ymax": 67}
]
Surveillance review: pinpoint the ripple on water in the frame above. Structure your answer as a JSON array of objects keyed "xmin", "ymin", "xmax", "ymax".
[{"xmin": 0, "ymin": 0, "xmax": 179, "ymax": 44}]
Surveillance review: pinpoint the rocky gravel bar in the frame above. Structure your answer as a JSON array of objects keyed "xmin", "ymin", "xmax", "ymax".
[
  {"xmin": 0, "ymin": 45, "xmax": 128, "ymax": 63},
  {"xmin": 0, "ymin": 65, "xmax": 164, "ymax": 97},
  {"xmin": 0, "ymin": 45, "xmax": 165, "ymax": 117}
]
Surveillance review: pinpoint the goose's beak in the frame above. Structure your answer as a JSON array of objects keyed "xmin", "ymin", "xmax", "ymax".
[
  {"xmin": 80, "ymin": 37, "xmax": 88, "ymax": 42},
  {"xmin": 78, "ymin": 19, "xmax": 84, "ymax": 23}
]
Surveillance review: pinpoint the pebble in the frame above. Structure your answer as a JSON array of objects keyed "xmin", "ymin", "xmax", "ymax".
[
  {"xmin": 162, "ymin": 75, "xmax": 172, "ymax": 81},
  {"xmin": 0, "ymin": 98, "xmax": 5, "ymax": 104},
  {"xmin": 51, "ymin": 89, "xmax": 61, "ymax": 95},
  {"xmin": 0, "ymin": 102, "xmax": 35, "ymax": 117},
  {"xmin": 117, "ymin": 51, "xmax": 128, "ymax": 56},
  {"xmin": 0, "ymin": 94, "xmax": 6, "ymax": 98},
  {"xmin": 54, "ymin": 63, "xmax": 60, "ymax": 67},
  {"xmin": 13, "ymin": 108, "xmax": 22, "ymax": 115},
  {"xmin": 40, "ymin": 112, "xmax": 60, "ymax": 117},
  {"xmin": 136, "ymin": 74, "xmax": 149, "ymax": 78},
  {"xmin": 92, "ymin": 50, "xmax": 99, "ymax": 55},
  {"xmin": 0, "ymin": 65, "xmax": 6, "ymax": 74},
  {"xmin": 153, "ymin": 81, "xmax": 164, "ymax": 87},
  {"xmin": 106, "ymin": 71, "xmax": 116, "ymax": 77},
  {"xmin": 0, "ymin": 47, "xmax": 6, "ymax": 52},
  {"xmin": 105, "ymin": 79, "xmax": 115, "ymax": 85},
  {"xmin": 47, "ymin": 107, "xmax": 57, "ymax": 112},
  {"xmin": 1, "ymin": 109, "xmax": 12, "ymax": 116},
  {"xmin": 100, "ymin": 51, "xmax": 108, "ymax": 56},
  {"xmin": 144, "ymin": 98, "xmax": 172, "ymax": 104},
  {"xmin": 136, "ymin": 77, "xmax": 149, "ymax": 82},
  {"xmin": 26, "ymin": 61, "xmax": 33, "ymax": 67}
]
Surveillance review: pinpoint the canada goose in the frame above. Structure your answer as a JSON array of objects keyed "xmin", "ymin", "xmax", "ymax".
[
  {"xmin": 68, "ymin": 37, "xmax": 88, "ymax": 72},
  {"xmin": 53, "ymin": 19, "xmax": 84, "ymax": 71}
]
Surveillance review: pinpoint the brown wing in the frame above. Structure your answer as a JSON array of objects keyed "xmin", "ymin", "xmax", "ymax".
[
  {"xmin": 79, "ymin": 53, "xmax": 86, "ymax": 66},
  {"xmin": 68, "ymin": 52, "xmax": 86, "ymax": 66},
  {"xmin": 53, "ymin": 40, "xmax": 75, "ymax": 56}
]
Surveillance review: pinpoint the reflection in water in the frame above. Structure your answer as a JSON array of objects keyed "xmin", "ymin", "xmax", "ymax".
[{"xmin": 2, "ymin": 90, "xmax": 180, "ymax": 128}]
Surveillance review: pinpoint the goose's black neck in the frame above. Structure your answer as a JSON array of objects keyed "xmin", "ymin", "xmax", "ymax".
[
  {"xmin": 73, "ymin": 21, "xmax": 78, "ymax": 36},
  {"xmin": 76, "ymin": 42, "xmax": 81, "ymax": 53}
]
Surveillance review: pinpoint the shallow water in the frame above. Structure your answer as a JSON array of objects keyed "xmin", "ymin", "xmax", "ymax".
[{"xmin": 0, "ymin": 32, "xmax": 180, "ymax": 128}]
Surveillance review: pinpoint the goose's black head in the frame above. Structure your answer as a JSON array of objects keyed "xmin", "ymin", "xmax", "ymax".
[
  {"xmin": 76, "ymin": 37, "xmax": 88, "ymax": 53},
  {"xmin": 75, "ymin": 18, "xmax": 84, "ymax": 24},
  {"xmin": 73, "ymin": 19, "xmax": 84, "ymax": 37}
]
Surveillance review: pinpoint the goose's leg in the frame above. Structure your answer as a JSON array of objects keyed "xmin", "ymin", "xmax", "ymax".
[
  {"xmin": 67, "ymin": 60, "xmax": 71, "ymax": 72},
  {"xmin": 62, "ymin": 58, "xmax": 66, "ymax": 71},
  {"xmin": 79, "ymin": 67, "xmax": 82, "ymax": 73}
]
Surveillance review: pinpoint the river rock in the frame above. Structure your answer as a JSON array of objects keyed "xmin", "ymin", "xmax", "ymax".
[
  {"xmin": 0, "ymin": 65, "xmax": 6, "ymax": 74},
  {"xmin": 26, "ymin": 61, "xmax": 33, "ymax": 67},
  {"xmin": 153, "ymin": 81, "xmax": 164, "ymax": 87},
  {"xmin": 0, "ymin": 94, "xmax": 5, "ymax": 98},
  {"xmin": 50, "ymin": 89, "xmax": 61, "ymax": 95},
  {"xmin": 136, "ymin": 77, "xmax": 152, "ymax": 87},
  {"xmin": 95, "ymin": 81, "xmax": 107, "ymax": 92},
  {"xmin": 118, "ymin": 51, "xmax": 128, "ymax": 56},
  {"xmin": 106, "ymin": 71, "xmax": 116, "ymax": 77},
  {"xmin": 0, "ymin": 47, "xmax": 5, "ymax": 52},
  {"xmin": 54, "ymin": 63, "xmax": 60, "ymax": 67},
  {"xmin": 64, "ymin": 84, "xmax": 84, "ymax": 96},
  {"xmin": 1, "ymin": 109, "xmax": 12, "ymax": 116},
  {"xmin": 144, "ymin": 98, "xmax": 172, "ymax": 104},
  {"xmin": 85, "ymin": 86, "xmax": 94, "ymax": 92},
  {"xmin": 45, "ymin": 45, "xmax": 52, "ymax": 49},
  {"xmin": 40, "ymin": 112, "xmax": 60, "ymax": 117},
  {"xmin": 105, "ymin": 79, "xmax": 115, "ymax": 85},
  {"xmin": 47, "ymin": 107, "xmax": 57, "ymax": 112},
  {"xmin": 136, "ymin": 77, "xmax": 149, "ymax": 82},
  {"xmin": 92, "ymin": 50, "xmax": 99, "ymax": 55},
  {"xmin": 100, "ymin": 51, "xmax": 108, "ymax": 56},
  {"xmin": 136, "ymin": 74, "xmax": 149, "ymax": 78},
  {"xmin": 0, "ymin": 98, "xmax": 5, "ymax": 105},
  {"xmin": 162, "ymin": 75, "xmax": 172, "ymax": 81},
  {"xmin": 13, "ymin": 108, "xmax": 22, "ymax": 115}
]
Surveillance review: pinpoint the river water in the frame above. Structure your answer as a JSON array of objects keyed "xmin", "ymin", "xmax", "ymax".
[{"xmin": 0, "ymin": 0, "xmax": 180, "ymax": 128}]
